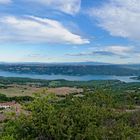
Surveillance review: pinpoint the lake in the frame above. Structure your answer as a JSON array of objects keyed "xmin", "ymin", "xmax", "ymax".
[{"xmin": 0, "ymin": 71, "xmax": 139, "ymax": 83}]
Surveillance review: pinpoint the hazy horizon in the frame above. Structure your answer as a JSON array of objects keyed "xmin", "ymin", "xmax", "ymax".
[{"xmin": 0, "ymin": 61, "xmax": 140, "ymax": 65}]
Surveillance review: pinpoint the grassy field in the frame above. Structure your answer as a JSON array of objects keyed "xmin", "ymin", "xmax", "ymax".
[
  {"xmin": 0, "ymin": 85, "xmax": 41, "ymax": 97},
  {"xmin": 0, "ymin": 84, "xmax": 83, "ymax": 97}
]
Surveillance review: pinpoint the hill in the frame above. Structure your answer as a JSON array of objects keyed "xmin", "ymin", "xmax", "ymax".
[{"xmin": 0, "ymin": 63, "xmax": 140, "ymax": 76}]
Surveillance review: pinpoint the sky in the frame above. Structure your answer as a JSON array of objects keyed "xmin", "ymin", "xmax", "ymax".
[{"xmin": 0, "ymin": 0, "xmax": 140, "ymax": 64}]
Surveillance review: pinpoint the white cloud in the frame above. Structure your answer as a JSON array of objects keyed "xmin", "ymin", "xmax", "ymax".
[
  {"xmin": 0, "ymin": 0, "xmax": 11, "ymax": 4},
  {"xmin": 0, "ymin": 16, "xmax": 89, "ymax": 45},
  {"xmin": 67, "ymin": 45, "xmax": 135, "ymax": 58},
  {"xmin": 104, "ymin": 46, "xmax": 133, "ymax": 55},
  {"xmin": 89, "ymin": 0, "xmax": 140, "ymax": 41},
  {"xmin": 27, "ymin": 0, "xmax": 81, "ymax": 15}
]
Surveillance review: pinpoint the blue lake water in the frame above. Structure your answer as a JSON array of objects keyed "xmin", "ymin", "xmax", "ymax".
[{"xmin": 0, "ymin": 71, "xmax": 139, "ymax": 83}]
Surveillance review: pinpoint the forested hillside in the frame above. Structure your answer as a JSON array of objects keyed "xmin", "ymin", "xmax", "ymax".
[
  {"xmin": 0, "ymin": 90, "xmax": 140, "ymax": 140},
  {"xmin": 0, "ymin": 77, "xmax": 140, "ymax": 140},
  {"xmin": 0, "ymin": 64, "xmax": 140, "ymax": 76}
]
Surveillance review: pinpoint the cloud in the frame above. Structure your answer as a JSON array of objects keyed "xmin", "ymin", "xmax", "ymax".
[
  {"xmin": 0, "ymin": 0, "xmax": 11, "ymax": 4},
  {"xmin": 0, "ymin": 16, "xmax": 89, "ymax": 45},
  {"xmin": 67, "ymin": 46, "xmax": 134, "ymax": 58},
  {"xmin": 67, "ymin": 51, "xmax": 115, "ymax": 56},
  {"xmin": 27, "ymin": 0, "xmax": 81, "ymax": 15},
  {"xmin": 89, "ymin": 0, "xmax": 140, "ymax": 41},
  {"xmin": 105, "ymin": 46, "xmax": 133, "ymax": 55}
]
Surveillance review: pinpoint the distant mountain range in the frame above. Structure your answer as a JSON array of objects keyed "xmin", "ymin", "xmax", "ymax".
[
  {"xmin": 0, "ymin": 61, "xmax": 111, "ymax": 65},
  {"xmin": 46, "ymin": 62, "xmax": 112, "ymax": 66},
  {"xmin": 0, "ymin": 61, "xmax": 140, "ymax": 66}
]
